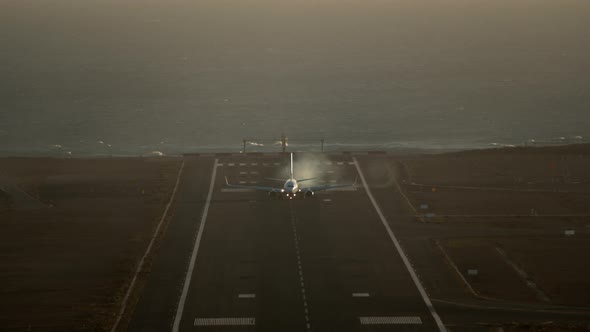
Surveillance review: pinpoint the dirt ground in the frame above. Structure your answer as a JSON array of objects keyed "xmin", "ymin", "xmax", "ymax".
[
  {"xmin": 399, "ymin": 144, "xmax": 590, "ymax": 308},
  {"xmin": 0, "ymin": 157, "xmax": 181, "ymax": 331}
]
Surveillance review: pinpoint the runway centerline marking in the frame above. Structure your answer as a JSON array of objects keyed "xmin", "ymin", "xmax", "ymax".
[
  {"xmin": 290, "ymin": 205, "xmax": 312, "ymax": 332},
  {"xmin": 353, "ymin": 157, "xmax": 447, "ymax": 332},
  {"xmin": 172, "ymin": 159, "xmax": 219, "ymax": 332}
]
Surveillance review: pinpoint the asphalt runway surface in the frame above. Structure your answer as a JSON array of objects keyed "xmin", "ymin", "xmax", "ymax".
[{"xmin": 128, "ymin": 153, "xmax": 589, "ymax": 332}]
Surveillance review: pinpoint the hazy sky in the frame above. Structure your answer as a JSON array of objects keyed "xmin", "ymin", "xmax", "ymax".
[{"xmin": 1, "ymin": 0, "xmax": 589, "ymax": 153}]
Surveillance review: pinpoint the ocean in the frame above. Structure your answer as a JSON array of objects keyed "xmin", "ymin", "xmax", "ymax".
[{"xmin": 1, "ymin": 0, "xmax": 589, "ymax": 156}]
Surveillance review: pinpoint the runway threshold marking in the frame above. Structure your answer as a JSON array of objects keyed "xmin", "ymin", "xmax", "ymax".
[
  {"xmin": 353, "ymin": 157, "xmax": 447, "ymax": 332},
  {"xmin": 194, "ymin": 318, "xmax": 255, "ymax": 326},
  {"xmin": 110, "ymin": 160, "xmax": 186, "ymax": 332},
  {"xmin": 359, "ymin": 316, "xmax": 422, "ymax": 325},
  {"xmin": 172, "ymin": 159, "xmax": 219, "ymax": 332}
]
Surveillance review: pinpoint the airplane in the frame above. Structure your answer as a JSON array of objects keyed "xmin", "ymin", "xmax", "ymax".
[{"xmin": 225, "ymin": 153, "xmax": 355, "ymax": 199}]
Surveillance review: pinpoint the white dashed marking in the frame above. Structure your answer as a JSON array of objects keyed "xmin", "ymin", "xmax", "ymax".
[
  {"xmin": 238, "ymin": 294, "xmax": 256, "ymax": 299},
  {"xmin": 194, "ymin": 318, "xmax": 255, "ymax": 326},
  {"xmin": 217, "ymin": 163, "xmax": 224, "ymax": 167},
  {"xmin": 337, "ymin": 162, "xmax": 344, "ymax": 165},
  {"xmin": 251, "ymin": 163, "xmax": 258, "ymax": 166},
  {"xmin": 240, "ymin": 171, "xmax": 247, "ymax": 175},
  {"xmin": 228, "ymin": 163, "xmax": 235, "ymax": 167},
  {"xmin": 359, "ymin": 316, "xmax": 422, "ymax": 325},
  {"xmin": 239, "ymin": 163, "xmax": 247, "ymax": 166}
]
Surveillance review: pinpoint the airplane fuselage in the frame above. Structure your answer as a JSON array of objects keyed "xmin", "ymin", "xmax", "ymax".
[{"xmin": 284, "ymin": 179, "xmax": 299, "ymax": 195}]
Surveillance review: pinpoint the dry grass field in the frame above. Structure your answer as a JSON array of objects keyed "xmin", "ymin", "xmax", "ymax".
[
  {"xmin": 0, "ymin": 157, "xmax": 180, "ymax": 331},
  {"xmin": 399, "ymin": 145, "xmax": 590, "ymax": 308}
]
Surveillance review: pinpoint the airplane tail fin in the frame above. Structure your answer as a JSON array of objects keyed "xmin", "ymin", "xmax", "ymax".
[{"xmin": 290, "ymin": 153, "xmax": 294, "ymax": 180}]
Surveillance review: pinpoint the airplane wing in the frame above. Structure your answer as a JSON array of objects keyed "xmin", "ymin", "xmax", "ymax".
[
  {"xmin": 225, "ymin": 177, "xmax": 283, "ymax": 192},
  {"xmin": 301, "ymin": 183, "xmax": 355, "ymax": 192}
]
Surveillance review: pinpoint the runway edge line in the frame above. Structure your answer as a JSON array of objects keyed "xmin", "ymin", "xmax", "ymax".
[
  {"xmin": 352, "ymin": 157, "xmax": 447, "ymax": 332},
  {"xmin": 110, "ymin": 160, "xmax": 186, "ymax": 332},
  {"xmin": 172, "ymin": 159, "xmax": 219, "ymax": 332}
]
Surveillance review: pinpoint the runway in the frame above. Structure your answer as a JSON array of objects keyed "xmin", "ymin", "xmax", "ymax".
[{"xmin": 127, "ymin": 153, "xmax": 589, "ymax": 332}]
